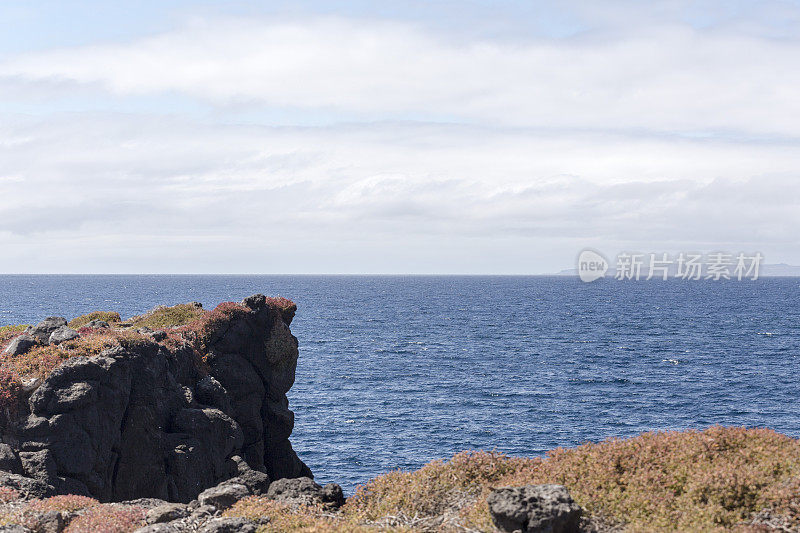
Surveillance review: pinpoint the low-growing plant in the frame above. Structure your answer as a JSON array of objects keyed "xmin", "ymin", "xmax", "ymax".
[
  {"xmin": 68, "ymin": 311, "xmax": 121, "ymax": 329},
  {"xmin": 224, "ymin": 497, "xmax": 391, "ymax": 533},
  {"xmin": 0, "ymin": 487, "xmax": 19, "ymax": 503},
  {"xmin": 0, "ymin": 508, "xmax": 38, "ymax": 529},
  {"xmin": 2, "ymin": 329, "xmax": 146, "ymax": 381},
  {"xmin": 64, "ymin": 504, "xmax": 145, "ymax": 533},
  {"xmin": 345, "ymin": 427, "xmax": 800, "ymax": 532},
  {"xmin": 26, "ymin": 494, "xmax": 100, "ymax": 513},
  {"xmin": 190, "ymin": 302, "xmax": 250, "ymax": 351},
  {"xmin": 130, "ymin": 304, "xmax": 205, "ymax": 329},
  {"xmin": 0, "ymin": 369, "xmax": 23, "ymax": 427},
  {"xmin": 265, "ymin": 296, "xmax": 296, "ymax": 311},
  {"xmin": 0, "ymin": 325, "xmax": 29, "ymax": 352}
]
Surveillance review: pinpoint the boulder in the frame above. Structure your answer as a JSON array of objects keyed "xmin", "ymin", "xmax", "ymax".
[
  {"xmin": 27, "ymin": 318, "xmax": 68, "ymax": 344},
  {"xmin": 266, "ymin": 477, "xmax": 344, "ymax": 508},
  {"xmin": 0, "ymin": 525, "xmax": 31, "ymax": 533},
  {"xmin": 197, "ymin": 482, "xmax": 250, "ymax": 510},
  {"xmin": 322, "ymin": 483, "xmax": 346, "ymax": 507},
  {"xmin": 3, "ymin": 335, "xmax": 36, "ymax": 356},
  {"xmin": 48, "ymin": 327, "xmax": 78, "ymax": 346},
  {"xmin": 0, "ymin": 444, "xmax": 23, "ymax": 474},
  {"xmin": 146, "ymin": 503, "xmax": 190, "ymax": 524},
  {"xmin": 84, "ymin": 320, "xmax": 110, "ymax": 329},
  {"xmin": 487, "ymin": 484, "xmax": 582, "ymax": 533},
  {"xmin": 198, "ymin": 517, "xmax": 257, "ymax": 533},
  {"xmin": 35, "ymin": 511, "xmax": 65, "ymax": 533},
  {"xmin": 229, "ymin": 455, "xmax": 270, "ymax": 495},
  {"xmin": 134, "ymin": 525, "xmax": 180, "ymax": 533},
  {"xmin": 0, "ymin": 470, "xmax": 53, "ymax": 500}
]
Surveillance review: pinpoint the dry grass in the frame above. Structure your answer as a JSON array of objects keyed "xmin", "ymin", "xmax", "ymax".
[
  {"xmin": 26, "ymin": 495, "xmax": 100, "ymax": 513},
  {"xmin": 130, "ymin": 303, "xmax": 205, "ymax": 329},
  {"xmin": 0, "ymin": 325, "xmax": 28, "ymax": 348},
  {"xmin": 63, "ymin": 504, "xmax": 145, "ymax": 533},
  {"xmin": 68, "ymin": 311, "xmax": 121, "ymax": 329},
  {"xmin": 217, "ymin": 427, "xmax": 800, "ymax": 532},
  {"xmin": 0, "ymin": 427, "xmax": 795, "ymax": 532},
  {"xmin": 2, "ymin": 329, "xmax": 148, "ymax": 381},
  {"xmin": 225, "ymin": 497, "xmax": 411, "ymax": 533},
  {"xmin": 345, "ymin": 427, "xmax": 800, "ymax": 532}
]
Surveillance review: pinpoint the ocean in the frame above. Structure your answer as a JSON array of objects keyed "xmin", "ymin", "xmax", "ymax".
[{"xmin": 1, "ymin": 275, "xmax": 799, "ymax": 493}]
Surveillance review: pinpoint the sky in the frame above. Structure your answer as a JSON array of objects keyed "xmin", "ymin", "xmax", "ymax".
[{"xmin": 1, "ymin": 0, "xmax": 799, "ymax": 274}]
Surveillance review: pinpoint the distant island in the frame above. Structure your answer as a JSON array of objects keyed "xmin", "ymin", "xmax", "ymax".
[{"xmin": 556, "ymin": 263, "xmax": 800, "ymax": 277}]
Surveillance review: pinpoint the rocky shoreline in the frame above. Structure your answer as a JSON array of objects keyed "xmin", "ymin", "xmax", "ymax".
[{"xmin": 0, "ymin": 296, "xmax": 799, "ymax": 532}]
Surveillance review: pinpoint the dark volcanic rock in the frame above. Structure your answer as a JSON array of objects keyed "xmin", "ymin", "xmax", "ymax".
[
  {"xmin": 3, "ymin": 335, "xmax": 36, "ymax": 356},
  {"xmin": 27, "ymin": 317, "xmax": 68, "ymax": 344},
  {"xmin": 198, "ymin": 517, "xmax": 257, "ymax": 533},
  {"xmin": 228, "ymin": 455, "xmax": 271, "ymax": 495},
  {"xmin": 488, "ymin": 484, "xmax": 582, "ymax": 533},
  {"xmin": 0, "ymin": 470, "xmax": 54, "ymax": 500},
  {"xmin": 47, "ymin": 326, "xmax": 78, "ymax": 345},
  {"xmin": 197, "ymin": 481, "xmax": 250, "ymax": 510},
  {"xmin": 322, "ymin": 483, "xmax": 346, "ymax": 507},
  {"xmin": 146, "ymin": 503, "xmax": 190, "ymax": 524},
  {"xmin": 266, "ymin": 477, "xmax": 345, "ymax": 508},
  {"xmin": 1, "ymin": 295, "xmax": 311, "ymax": 504},
  {"xmin": 135, "ymin": 525, "xmax": 180, "ymax": 533},
  {"xmin": 0, "ymin": 525, "xmax": 31, "ymax": 533},
  {"xmin": 0, "ymin": 444, "xmax": 23, "ymax": 474}
]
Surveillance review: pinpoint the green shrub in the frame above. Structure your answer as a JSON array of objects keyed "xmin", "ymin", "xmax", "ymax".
[{"xmin": 68, "ymin": 311, "xmax": 121, "ymax": 329}]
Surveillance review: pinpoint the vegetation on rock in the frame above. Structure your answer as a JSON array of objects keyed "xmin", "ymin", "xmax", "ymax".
[
  {"xmin": 225, "ymin": 427, "xmax": 800, "ymax": 532},
  {"xmin": 130, "ymin": 303, "xmax": 205, "ymax": 329},
  {"xmin": 0, "ymin": 325, "xmax": 28, "ymax": 347},
  {"xmin": 3, "ymin": 329, "xmax": 146, "ymax": 380},
  {"xmin": 0, "ymin": 298, "xmax": 295, "ymax": 414},
  {"xmin": 63, "ymin": 504, "xmax": 145, "ymax": 532},
  {"xmin": 68, "ymin": 311, "xmax": 122, "ymax": 329},
  {"xmin": 26, "ymin": 494, "xmax": 100, "ymax": 513}
]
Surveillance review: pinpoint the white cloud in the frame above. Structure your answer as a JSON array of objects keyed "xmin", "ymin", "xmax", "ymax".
[
  {"xmin": 0, "ymin": 113, "xmax": 798, "ymax": 272},
  {"xmin": 2, "ymin": 17, "xmax": 800, "ymax": 135},
  {"xmin": 0, "ymin": 13, "xmax": 799, "ymax": 272}
]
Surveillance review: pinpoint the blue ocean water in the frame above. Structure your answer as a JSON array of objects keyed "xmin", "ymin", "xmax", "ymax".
[{"xmin": 1, "ymin": 275, "xmax": 799, "ymax": 493}]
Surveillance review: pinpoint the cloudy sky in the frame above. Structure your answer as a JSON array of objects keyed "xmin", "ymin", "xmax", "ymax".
[{"xmin": 1, "ymin": 1, "xmax": 799, "ymax": 274}]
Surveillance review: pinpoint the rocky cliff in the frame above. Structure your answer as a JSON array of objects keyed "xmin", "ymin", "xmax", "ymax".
[{"xmin": 0, "ymin": 294, "xmax": 311, "ymax": 503}]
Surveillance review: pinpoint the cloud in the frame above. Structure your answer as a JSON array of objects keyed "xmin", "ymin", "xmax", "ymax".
[
  {"xmin": 0, "ymin": 113, "xmax": 797, "ymax": 272},
  {"xmin": 0, "ymin": 10, "xmax": 798, "ymax": 272},
  {"xmin": 2, "ymin": 16, "xmax": 800, "ymax": 136}
]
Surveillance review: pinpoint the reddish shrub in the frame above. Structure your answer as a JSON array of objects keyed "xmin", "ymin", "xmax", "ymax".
[
  {"xmin": 190, "ymin": 302, "xmax": 250, "ymax": 351},
  {"xmin": 0, "ymin": 369, "xmax": 23, "ymax": 427},
  {"xmin": 26, "ymin": 494, "xmax": 99, "ymax": 513},
  {"xmin": 64, "ymin": 504, "xmax": 145, "ymax": 533},
  {"xmin": 0, "ymin": 487, "xmax": 19, "ymax": 503},
  {"xmin": 0, "ymin": 325, "xmax": 28, "ymax": 353}
]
